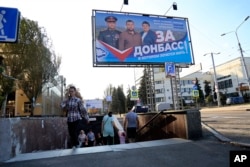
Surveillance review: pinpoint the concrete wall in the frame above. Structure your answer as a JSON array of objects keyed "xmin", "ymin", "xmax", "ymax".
[
  {"xmin": 0, "ymin": 116, "xmax": 112, "ymax": 162},
  {"xmin": 0, "ymin": 117, "xmax": 69, "ymax": 162},
  {"xmin": 136, "ymin": 109, "xmax": 202, "ymax": 141},
  {"xmin": 0, "ymin": 109, "xmax": 202, "ymax": 162}
]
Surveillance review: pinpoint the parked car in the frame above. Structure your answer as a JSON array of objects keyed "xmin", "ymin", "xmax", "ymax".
[
  {"xmin": 134, "ymin": 106, "xmax": 149, "ymax": 113},
  {"xmin": 226, "ymin": 97, "xmax": 244, "ymax": 105},
  {"xmin": 155, "ymin": 102, "xmax": 171, "ymax": 112}
]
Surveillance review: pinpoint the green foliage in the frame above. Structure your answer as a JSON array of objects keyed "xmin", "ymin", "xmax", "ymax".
[
  {"xmin": 194, "ymin": 77, "xmax": 204, "ymax": 104},
  {"xmin": 126, "ymin": 87, "xmax": 135, "ymax": 110},
  {"xmin": 0, "ymin": 17, "xmax": 61, "ymax": 116},
  {"xmin": 205, "ymin": 95, "xmax": 213, "ymax": 105},
  {"xmin": 203, "ymin": 80, "xmax": 212, "ymax": 98},
  {"xmin": 111, "ymin": 85, "xmax": 126, "ymax": 115},
  {"xmin": 138, "ymin": 69, "xmax": 147, "ymax": 105},
  {"xmin": 0, "ymin": 66, "xmax": 3, "ymax": 74}
]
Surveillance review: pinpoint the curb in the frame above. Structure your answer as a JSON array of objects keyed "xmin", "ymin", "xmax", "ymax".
[{"xmin": 201, "ymin": 122, "xmax": 250, "ymax": 148}]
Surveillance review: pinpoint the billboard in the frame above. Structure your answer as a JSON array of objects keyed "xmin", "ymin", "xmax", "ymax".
[{"xmin": 92, "ymin": 10, "xmax": 194, "ymax": 67}]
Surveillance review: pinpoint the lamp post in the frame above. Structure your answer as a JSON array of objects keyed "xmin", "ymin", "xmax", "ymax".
[
  {"xmin": 204, "ymin": 52, "xmax": 221, "ymax": 107},
  {"xmin": 221, "ymin": 16, "xmax": 250, "ymax": 90},
  {"xmin": 164, "ymin": 2, "xmax": 178, "ymax": 15}
]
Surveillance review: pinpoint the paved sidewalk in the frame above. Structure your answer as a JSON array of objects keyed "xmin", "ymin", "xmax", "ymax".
[
  {"xmin": 1, "ymin": 126, "xmax": 249, "ymax": 167},
  {"xmin": 1, "ymin": 104, "xmax": 250, "ymax": 167}
]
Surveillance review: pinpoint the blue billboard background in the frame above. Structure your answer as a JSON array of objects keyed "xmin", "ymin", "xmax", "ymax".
[{"xmin": 93, "ymin": 10, "xmax": 194, "ymax": 66}]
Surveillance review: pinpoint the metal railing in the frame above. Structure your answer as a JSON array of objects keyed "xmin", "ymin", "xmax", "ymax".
[{"xmin": 136, "ymin": 110, "xmax": 163, "ymax": 134}]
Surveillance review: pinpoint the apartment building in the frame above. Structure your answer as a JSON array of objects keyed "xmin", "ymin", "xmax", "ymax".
[{"xmin": 139, "ymin": 56, "xmax": 250, "ymax": 109}]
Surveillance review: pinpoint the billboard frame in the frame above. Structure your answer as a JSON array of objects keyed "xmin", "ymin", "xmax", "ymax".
[{"xmin": 92, "ymin": 9, "xmax": 195, "ymax": 68}]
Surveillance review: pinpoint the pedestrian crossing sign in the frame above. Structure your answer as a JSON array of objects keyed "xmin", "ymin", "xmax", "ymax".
[
  {"xmin": 130, "ymin": 90, "xmax": 139, "ymax": 101},
  {"xmin": 0, "ymin": 7, "xmax": 20, "ymax": 43},
  {"xmin": 192, "ymin": 90, "xmax": 199, "ymax": 97}
]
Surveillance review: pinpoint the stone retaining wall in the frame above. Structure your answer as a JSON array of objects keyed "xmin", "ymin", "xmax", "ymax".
[{"xmin": 0, "ymin": 109, "xmax": 202, "ymax": 162}]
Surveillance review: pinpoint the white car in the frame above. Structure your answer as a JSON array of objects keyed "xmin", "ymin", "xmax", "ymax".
[{"xmin": 226, "ymin": 97, "xmax": 231, "ymax": 105}]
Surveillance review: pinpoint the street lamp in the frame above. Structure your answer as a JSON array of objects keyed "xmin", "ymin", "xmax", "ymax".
[
  {"xmin": 204, "ymin": 52, "xmax": 221, "ymax": 107},
  {"xmin": 221, "ymin": 16, "xmax": 250, "ymax": 90},
  {"xmin": 164, "ymin": 2, "xmax": 178, "ymax": 15}
]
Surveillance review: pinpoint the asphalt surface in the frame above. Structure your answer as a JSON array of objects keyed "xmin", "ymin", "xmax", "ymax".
[{"xmin": 1, "ymin": 104, "xmax": 250, "ymax": 167}]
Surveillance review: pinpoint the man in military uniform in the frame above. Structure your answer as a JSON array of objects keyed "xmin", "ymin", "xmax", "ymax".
[{"xmin": 98, "ymin": 16, "xmax": 121, "ymax": 49}]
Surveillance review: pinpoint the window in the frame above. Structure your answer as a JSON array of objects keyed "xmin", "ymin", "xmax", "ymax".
[
  {"xmin": 155, "ymin": 80, "xmax": 162, "ymax": 84},
  {"xmin": 218, "ymin": 79, "xmax": 233, "ymax": 89},
  {"xmin": 155, "ymin": 89, "xmax": 161, "ymax": 94},
  {"xmin": 24, "ymin": 102, "xmax": 31, "ymax": 113},
  {"xmin": 155, "ymin": 97, "xmax": 164, "ymax": 102}
]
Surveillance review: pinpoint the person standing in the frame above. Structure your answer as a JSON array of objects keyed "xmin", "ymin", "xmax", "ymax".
[
  {"xmin": 119, "ymin": 19, "xmax": 142, "ymax": 51},
  {"xmin": 98, "ymin": 16, "xmax": 121, "ymax": 49},
  {"xmin": 123, "ymin": 106, "xmax": 139, "ymax": 143},
  {"xmin": 140, "ymin": 21, "xmax": 157, "ymax": 45},
  {"xmin": 61, "ymin": 85, "xmax": 89, "ymax": 148},
  {"xmin": 118, "ymin": 130, "xmax": 126, "ymax": 144},
  {"xmin": 101, "ymin": 111, "xmax": 119, "ymax": 145}
]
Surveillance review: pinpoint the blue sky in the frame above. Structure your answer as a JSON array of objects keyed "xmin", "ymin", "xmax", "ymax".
[{"xmin": 0, "ymin": 0, "xmax": 249, "ymax": 99}]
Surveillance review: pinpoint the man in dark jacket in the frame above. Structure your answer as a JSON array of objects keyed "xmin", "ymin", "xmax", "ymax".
[{"xmin": 140, "ymin": 21, "xmax": 157, "ymax": 45}]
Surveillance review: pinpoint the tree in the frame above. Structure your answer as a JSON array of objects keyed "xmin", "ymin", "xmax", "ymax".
[
  {"xmin": 194, "ymin": 77, "xmax": 204, "ymax": 105},
  {"xmin": 203, "ymin": 80, "xmax": 212, "ymax": 106},
  {"xmin": 138, "ymin": 68, "xmax": 147, "ymax": 105},
  {"xmin": 111, "ymin": 85, "xmax": 126, "ymax": 117},
  {"xmin": 126, "ymin": 87, "xmax": 135, "ymax": 110},
  {"xmin": 0, "ymin": 54, "xmax": 17, "ymax": 116},
  {"xmin": 0, "ymin": 74, "xmax": 15, "ymax": 116},
  {"xmin": 103, "ymin": 84, "xmax": 113, "ymax": 112},
  {"xmin": 0, "ymin": 17, "xmax": 61, "ymax": 116},
  {"xmin": 203, "ymin": 80, "xmax": 211, "ymax": 98},
  {"xmin": 117, "ymin": 86, "xmax": 126, "ymax": 115},
  {"xmin": 111, "ymin": 87, "xmax": 119, "ymax": 113}
]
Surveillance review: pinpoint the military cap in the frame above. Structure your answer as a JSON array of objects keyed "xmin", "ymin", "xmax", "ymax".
[{"xmin": 105, "ymin": 16, "xmax": 118, "ymax": 22}]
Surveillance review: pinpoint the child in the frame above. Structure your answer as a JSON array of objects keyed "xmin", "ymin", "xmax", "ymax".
[
  {"xmin": 78, "ymin": 130, "xmax": 88, "ymax": 147},
  {"xmin": 118, "ymin": 130, "xmax": 126, "ymax": 144},
  {"xmin": 87, "ymin": 129, "xmax": 95, "ymax": 147},
  {"xmin": 95, "ymin": 132, "xmax": 104, "ymax": 146}
]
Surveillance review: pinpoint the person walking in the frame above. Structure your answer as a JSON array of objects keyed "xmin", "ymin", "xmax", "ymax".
[
  {"xmin": 61, "ymin": 85, "xmax": 89, "ymax": 148},
  {"xmin": 101, "ymin": 111, "xmax": 119, "ymax": 145},
  {"xmin": 123, "ymin": 106, "xmax": 139, "ymax": 143}
]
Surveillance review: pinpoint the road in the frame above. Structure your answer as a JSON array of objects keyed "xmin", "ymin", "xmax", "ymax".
[{"xmin": 200, "ymin": 104, "xmax": 250, "ymax": 145}]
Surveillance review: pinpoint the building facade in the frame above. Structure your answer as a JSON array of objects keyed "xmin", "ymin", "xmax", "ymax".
[
  {"xmin": 137, "ymin": 57, "xmax": 250, "ymax": 111},
  {"xmin": 4, "ymin": 75, "xmax": 66, "ymax": 117}
]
